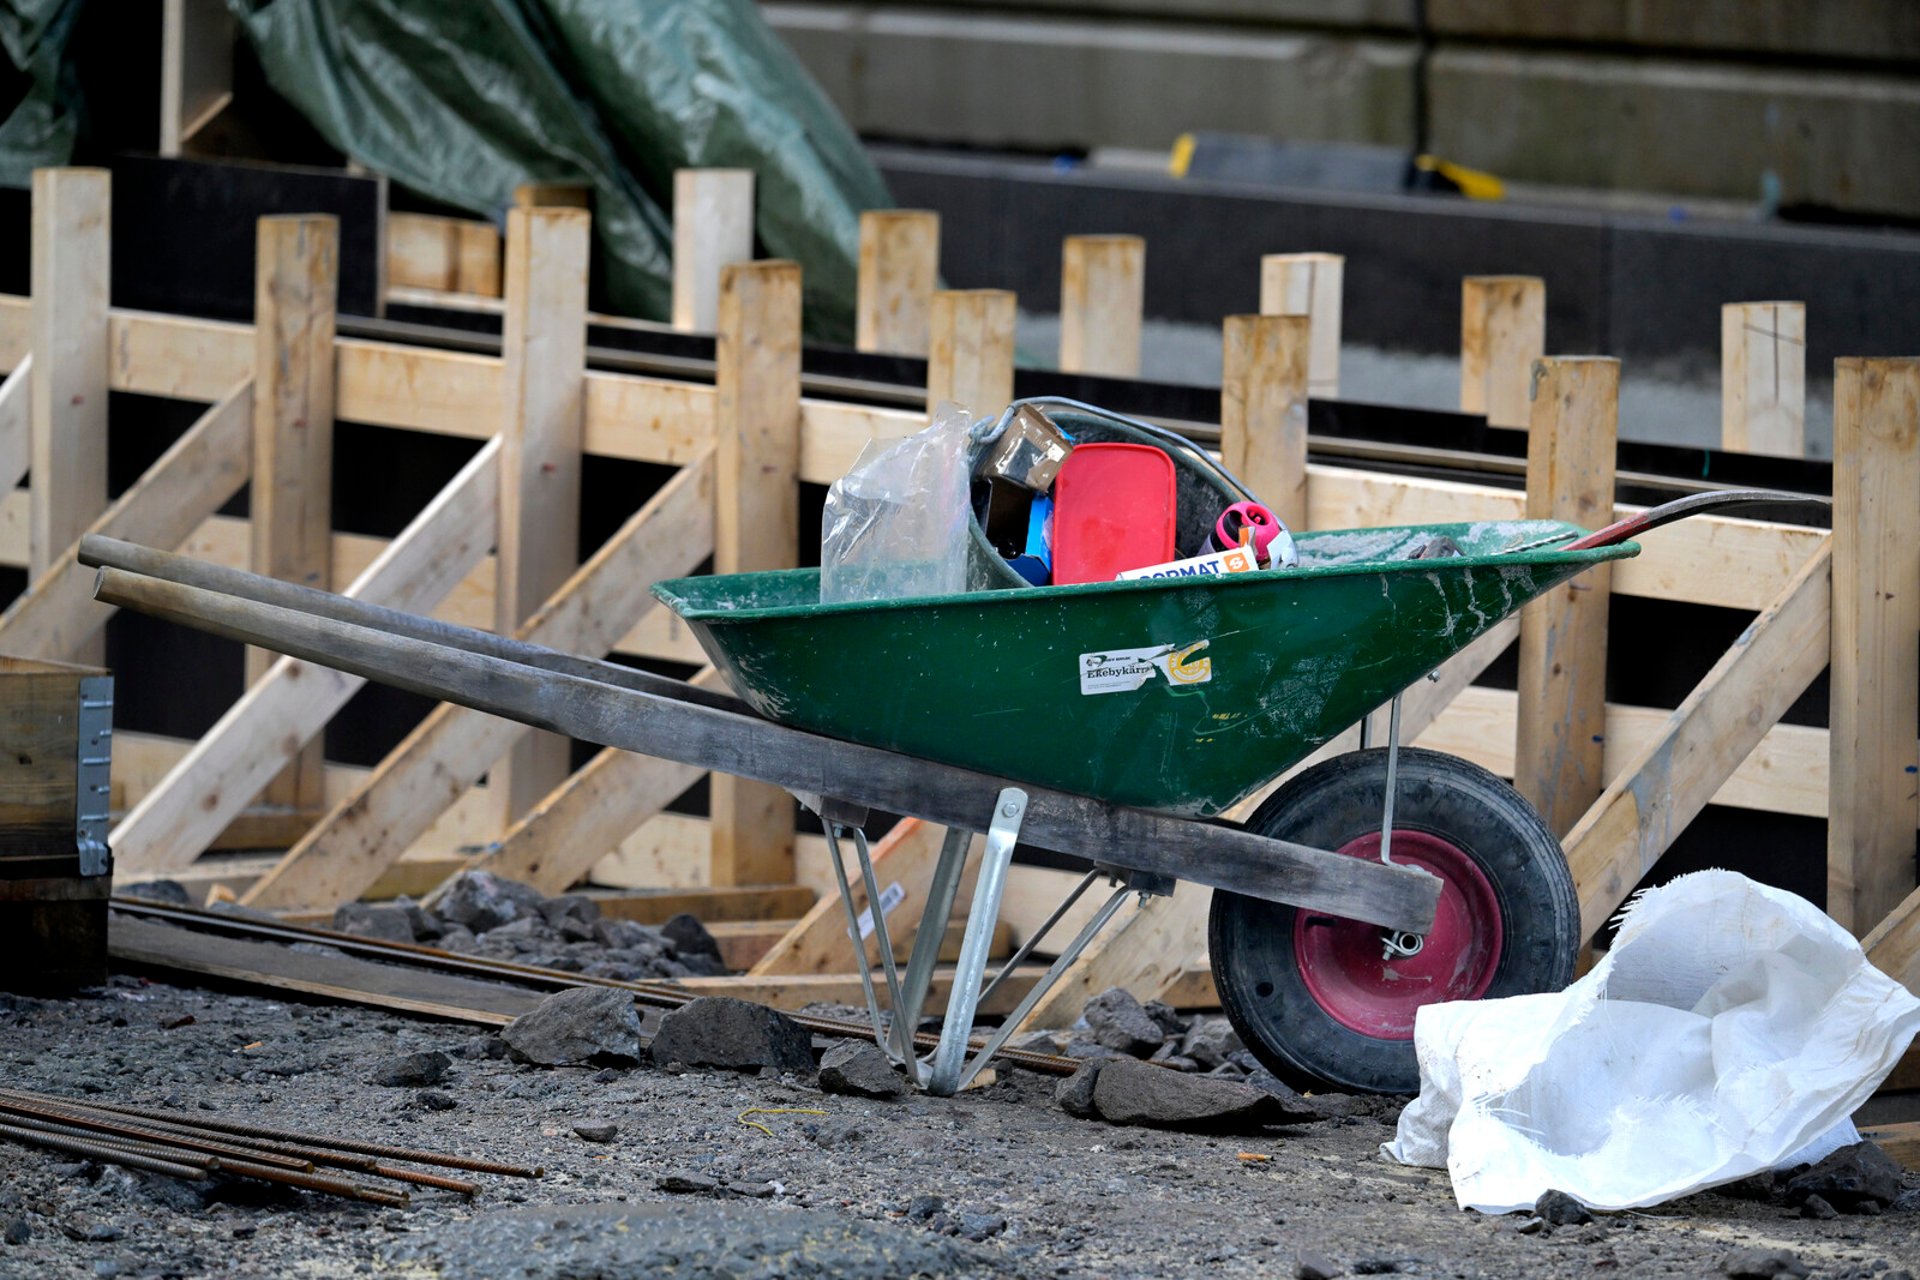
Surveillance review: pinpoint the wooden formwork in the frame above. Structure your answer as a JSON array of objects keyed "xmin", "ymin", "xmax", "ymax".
[{"xmin": 0, "ymin": 164, "xmax": 1911, "ymax": 1029}]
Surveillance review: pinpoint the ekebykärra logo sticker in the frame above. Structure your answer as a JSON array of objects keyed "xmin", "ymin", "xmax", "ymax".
[{"xmin": 1078, "ymin": 641, "xmax": 1213, "ymax": 695}]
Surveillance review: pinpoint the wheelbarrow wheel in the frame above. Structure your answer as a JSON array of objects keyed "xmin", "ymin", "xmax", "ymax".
[{"xmin": 1208, "ymin": 747, "xmax": 1577, "ymax": 1095}]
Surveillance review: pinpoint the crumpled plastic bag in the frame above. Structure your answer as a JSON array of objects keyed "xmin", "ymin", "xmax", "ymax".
[
  {"xmin": 1385, "ymin": 869, "xmax": 1920, "ymax": 1213},
  {"xmin": 821, "ymin": 403, "xmax": 981, "ymax": 605}
]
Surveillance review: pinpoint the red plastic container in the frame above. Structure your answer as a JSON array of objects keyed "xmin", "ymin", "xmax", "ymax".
[{"xmin": 1050, "ymin": 443, "xmax": 1179, "ymax": 584}]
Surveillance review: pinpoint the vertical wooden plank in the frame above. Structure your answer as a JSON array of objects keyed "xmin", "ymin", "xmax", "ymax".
[
  {"xmin": 1059, "ymin": 234, "xmax": 1145, "ymax": 378},
  {"xmin": 1722, "ymin": 301, "xmax": 1807, "ymax": 457},
  {"xmin": 1514, "ymin": 356, "xmax": 1619, "ymax": 837},
  {"xmin": 454, "ymin": 222, "xmax": 502, "ymax": 298},
  {"xmin": 671, "ymin": 169, "xmax": 755, "ymax": 333},
  {"xmin": 30, "ymin": 168, "xmax": 111, "ymax": 591},
  {"xmin": 1219, "ymin": 313, "xmax": 1310, "ymax": 531},
  {"xmin": 1828, "ymin": 357, "xmax": 1920, "ymax": 935},
  {"xmin": 710, "ymin": 260, "xmax": 802, "ymax": 887},
  {"xmin": 513, "ymin": 183, "xmax": 592, "ymax": 210},
  {"xmin": 1260, "ymin": 252, "xmax": 1342, "ymax": 398},
  {"xmin": 926, "ymin": 289, "xmax": 1015, "ymax": 419},
  {"xmin": 160, "ymin": 0, "xmax": 235, "ymax": 157},
  {"xmin": 249, "ymin": 215, "xmax": 338, "ymax": 810},
  {"xmin": 1461, "ymin": 275, "xmax": 1546, "ymax": 428},
  {"xmin": 494, "ymin": 206, "xmax": 589, "ymax": 823},
  {"xmin": 855, "ymin": 210, "xmax": 939, "ymax": 357}
]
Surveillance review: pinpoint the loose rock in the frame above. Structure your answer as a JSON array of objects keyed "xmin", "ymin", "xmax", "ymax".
[
  {"xmin": 331, "ymin": 902, "xmax": 415, "ymax": 944},
  {"xmin": 500, "ymin": 986, "xmax": 643, "ymax": 1066},
  {"xmin": 369, "ymin": 1050, "xmax": 451, "ymax": 1088},
  {"xmin": 1054, "ymin": 1061, "xmax": 1105, "ymax": 1119},
  {"xmin": 1784, "ymin": 1141, "xmax": 1903, "ymax": 1213},
  {"xmin": 1535, "ymin": 1189, "xmax": 1593, "ymax": 1226},
  {"xmin": 1089, "ymin": 1058, "xmax": 1318, "ymax": 1132},
  {"xmin": 436, "ymin": 871, "xmax": 546, "ymax": 935},
  {"xmin": 2, "ymin": 1218, "xmax": 28, "ymax": 1246},
  {"xmin": 1180, "ymin": 1017, "xmax": 1245, "ymax": 1071},
  {"xmin": 661, "ymin": 913, "xmax": 723, "ymax": 963},
  {"xmin": 817, "ymin": 1040, "xmax": 906, "ymax": 1099},
  {"xmin": 1722, "ymin": 1247, "xmax": 1810, "ymax": 1279},
  {"xmin": 1081, "ymin": 988, "xmax": 1166, "ymax": 1055},
  {"xmin": 572, "ymin": 1123, "xmax": 618, "ymax": 1143},
  {"xmin": 958, "ymin": 1213, "xmax": 1005, "ymax": 1242},
  {"xmin": 1798, "ymin": 1193, "xmax": 1838, "ymax": 1220},
  {"xmin": 649, "ymin": 997, "xmax": 812, "ymax": 1074},
  {"xmin": 655, "ymin": 1172, "xmax": 723, "ymax": 1195},
  {"xmin": 1295, "ymin": 1248, "xmax": 1339, "ymax": 1279}
]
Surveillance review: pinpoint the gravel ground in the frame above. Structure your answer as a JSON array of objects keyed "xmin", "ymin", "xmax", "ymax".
[{"xmin": 2, "ymin": 976, "xmax": 1916, "ymax": 1279}]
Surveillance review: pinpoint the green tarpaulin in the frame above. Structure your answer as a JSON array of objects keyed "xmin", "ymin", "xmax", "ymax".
[{"xmin": 229, "ymin": 0, "xmax": 890, "ymax": 337}]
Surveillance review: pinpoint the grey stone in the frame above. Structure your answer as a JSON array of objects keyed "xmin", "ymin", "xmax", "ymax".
[
  {"xmin": 119, "ymin": 880, "xmax": 191, "ymax": 906},
  {"xmin": 437, "ymin": 926, "xmax": 479, "ymax": 954},
  {"xmin": 1722, "ymin": 1247, "xmax": 1810, "ymax": 1279},
  {"xmin": 573, "ymin": 1123, "xmax": 618, "ymax": 1143},
  {"xmin": 661, "ymin": 912, "xmax": 723, "ymax": 963},
  {"xmin": 456, "ymin": 1035, "xmax": 509, "ymax": 1061},
  {"xmin": 385, "ymin": 1200, "xmax": 990, "ymax": 1279},
  {"xmin": 397, "ymin": 897, "xmax": 445, "ymax": 941},
  {"xmin": 1063, "ymin": 1039, "xmax": 1126, "ymax": 1063},
  {"xmin": 1180, "ymin": 1017, "xmax": 1245, "ymax": 1071},
  {"xmin": 413, "ymin": 1090, "xmax": 457, "ymax": 1112},
  {"xmin": 2, "ymin": 1218, "xmax": 27, "ymax": 1246},
  {"xmin": 501, "ymin": 986, "xmax": 643, "ymax": 1066},
  {"xmin": 436, "ymin": 871, "xmax": 546, "ymax": 934},
  {"xmin": 817, "ymin": 1040, "xmax": 906, "ymax": 1099},
  {"xmin": 1295, "ymin": 1248, "xmax": 1339, "ymax": 1280},
  {"xmin": 538, "ymin": 894, "xmax": 601, "ymax": 930},
  {"xmin": 1142, "ymin": 999, "xmax": 1186, "ymax": 1036},
  {"xmin": 1799, "ymin": 1193, "xmax": 1838, "ymax": 1220},
  {"xmin": 1535, "ymin": 1189, "xmax": 1592, "ymax": 1226},
  {"xmin": 1785, "ymin": 1141, "xmax": 1904, "ymax": 1213},
  {"xmin": 958, "ymin": 1213, "xmax": 1005, "ymax": 1241},
  {"xmin": 1515, "ymin": 1216, "xmax": 1546, "ymax": 1235},
  {"xmin": 650, "ymin": 997, "xmax": 812, "ymax": 1074},
  {"xmin": 1090, "ymin": 1057, "xmax": 1317, "ymax": 1132},
  {"xmin": 656, "ymin": 1172, "xmax": 723, "ymax": 1195},
  {"xmin": 369, "ymin": 1050, "xmax": 451, "ymax": 1088},
  {"xmin": 1082, "ymin": 987, "xmax": 1166, "ymax": 1055},
  {"xmin": 591, "ymin": 918, "xmax": 663, "ymax": 951},
  {"xmin": 332, "ymin": 902, "xmax": 415, "ymax": 944},
  {"xmin": 907, "ymin": 1194, "xmax": 943, "ymax": 1221},
  {"xmin": 1055, "ymin": 1061, "xmax": 1105, "ymax": 1119}
]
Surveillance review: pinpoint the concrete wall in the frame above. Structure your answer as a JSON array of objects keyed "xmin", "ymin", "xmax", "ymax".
[{"xmin": 761, "ymin": 1, "xmax": 1920, "ymax": 216}]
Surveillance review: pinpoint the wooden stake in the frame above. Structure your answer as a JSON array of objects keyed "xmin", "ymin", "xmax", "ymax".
[
  {"xmin": 1059, "ymin": 235, "xmax": 1144, "ymax": 378},
  {"xmin": 926, "ymin": 289, "xmax": 1015, "ymax": 419},
  {"xmin": 1722, "ymin": 301, "xmax": 1806, "ymax": 456},
  {"xmin": 1259, "ymin": 252, "xmax": 1341, "ymax": 398},
  {"xmin": 855, "ymin": 210, "xmax": 939, "ymax": 357},
  {"xmin": 1567, "ymin": 539, "xmax": 1832, "ymax": 941},
  {"xmin": 1828, "ymin": 357, "xmax": 1920, "ymax": 934},
  {"xmin": 671, "ymin": 169, "xmax": 754, "ymax": 333},
  {"xmin": 30, "ymin": 168, "xmax": 111, "ymax": 584},
  {"xmin": 493, "ymin": 206, "xmax": 589, "ymax": 825},
  {"xmin": 1220, "ymin": 313, "xmax": 1309, "ymax": 530},
  {"xmin": 250, "ymin": 215, "xmax": 338, "ymax": 811},
  {"xmin": 1461, "ymin": 276, "xmax": 1545, "ymax": 428},
  {"xmin": 711, "ymin": 261, "xmax": 802, "ymax": 887},
  {"xmin": 1515, "ymin": 356, "xmax": 1618, "ymax": 837}
]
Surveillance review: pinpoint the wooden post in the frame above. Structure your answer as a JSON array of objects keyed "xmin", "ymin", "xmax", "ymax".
[
  {"xmin": 513, "ymin": 183, "xmax": 591, "ymax": 210},
  {"xmin": 1461, "ymin": 276, "xmax": 1546, "ymax": 428},
  {"xmin": 926, "ymin": 289, "xmax": 1015, "ymax": 419},
  {"xmin": 1515, "ymin": 356, "xmax": 1619, "ymax": 837},
  {"xmin": 1219, "ymin": 313, "xmax": 1310, "ymax": 530},
  {"xmin": 250, "ymin": 215, "xmax": 338, "ymax": 811},
  {"xmin": 1059, "ymin": 234, "xmax": 1144, "ymax": 378},
  {"xmin": 855, "ymin": 210, "xmax": 939, "ymax": 357},
  {"xmin": 1260, "ymin": 252, "xmax": 1342, "ymax": 398},
  {"xmin": 494, "ymin": 206, "xmax": 589, "ymax": 824},
  {"xmin": 1722, "ymin": 301, "xmax": 1807, "ymax": 457},
  {"xmin": 671, "ymin": 169, "xmax": 755, "ymax": 333},
  {"xmin": 1828, "ymin": 357, "xmax": 1920, "ymax": 934},
  {"xmin": 710, "ymin": 261, "xmax": 802, "ymax": 887},
  {"xmin": 29, "ymin": 168, "xmax": 111, "ymax": 584}
]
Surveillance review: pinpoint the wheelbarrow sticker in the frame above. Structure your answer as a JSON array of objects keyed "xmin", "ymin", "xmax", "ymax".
[{"xmin": 1079, "ymin": 641, "xmax": 1212, "ymax": 695}]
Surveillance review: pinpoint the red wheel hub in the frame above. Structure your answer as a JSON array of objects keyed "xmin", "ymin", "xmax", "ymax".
[{"xmin": 1293, "ymin": 830, "xmax": 1503, "ymax": 1039}]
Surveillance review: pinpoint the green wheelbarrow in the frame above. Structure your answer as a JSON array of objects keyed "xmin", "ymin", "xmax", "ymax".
[{"xmin": 78, "ymin": 413, "xmax": 1818, "ymax": 1096}]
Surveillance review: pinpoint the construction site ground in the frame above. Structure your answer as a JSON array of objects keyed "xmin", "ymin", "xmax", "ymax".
[{"xmin": 1, "ymin": 976, "xmax": 1916, "ymax": 1279}]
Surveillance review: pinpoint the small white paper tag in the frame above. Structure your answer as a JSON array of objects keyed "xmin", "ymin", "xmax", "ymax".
[
  {"xmin": 855, "ymin": 880, "xmax": 906, "ymax": 939},
  {"xmin": 1079, "ymin": 641, "xmax": 1213, "ymax": 694}
]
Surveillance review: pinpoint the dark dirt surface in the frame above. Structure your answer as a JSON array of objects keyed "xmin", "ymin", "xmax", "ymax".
[{"xmin": 2, "ymin": 977, "xmax": 1918, "ymax": 1279}]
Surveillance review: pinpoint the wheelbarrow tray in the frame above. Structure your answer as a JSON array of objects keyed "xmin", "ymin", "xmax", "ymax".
[{"xmin": 654, "ymin": 519, "xmax": 1638, "ymax": 817}]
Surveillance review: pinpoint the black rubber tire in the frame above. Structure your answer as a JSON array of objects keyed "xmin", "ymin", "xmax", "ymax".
[{"xmin": 1208, "ymin": 747, "xmax": 1577, "ymax": 1095}]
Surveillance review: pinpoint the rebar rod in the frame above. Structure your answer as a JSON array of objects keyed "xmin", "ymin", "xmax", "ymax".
[
  {"xmin": 0, "ymin": 1097, "xmax": 313, "ymax": 1170},
  {"xmin": 0, "ymin": 1120, "xmax": 207, "ymax": 1181}
]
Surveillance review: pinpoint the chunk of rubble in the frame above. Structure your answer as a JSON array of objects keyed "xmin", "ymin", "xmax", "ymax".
[{"xmin": 501, "ymin": 986, "xmax": 643, "ymax": 1066}]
